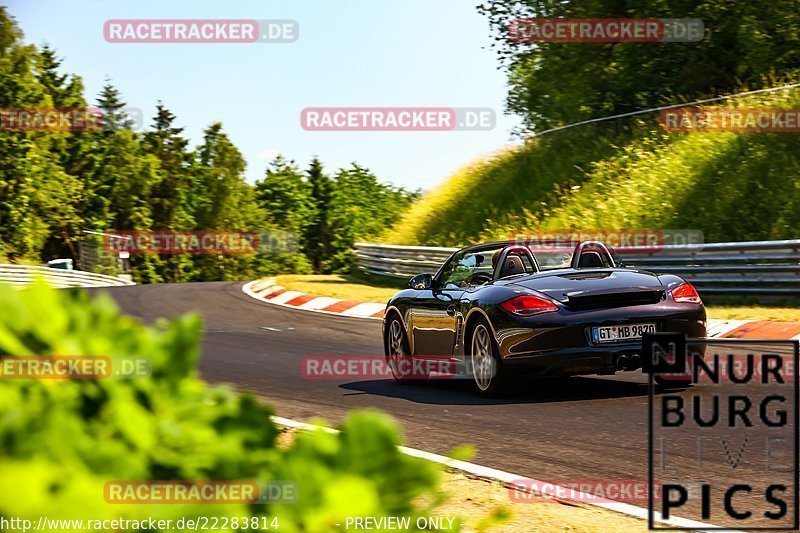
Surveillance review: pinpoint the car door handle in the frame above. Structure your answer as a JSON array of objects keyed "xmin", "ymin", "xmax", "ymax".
[{"xmin": 446, "ymin": 305, "xmax": 457, "ymax": 316}]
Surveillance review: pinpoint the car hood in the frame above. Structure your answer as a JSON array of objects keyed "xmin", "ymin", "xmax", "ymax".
[{"xmin": 505, "ymin": 269, "xmax": 664, "ymax": 305}]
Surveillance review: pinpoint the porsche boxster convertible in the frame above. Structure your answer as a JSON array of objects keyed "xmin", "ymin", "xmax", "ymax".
[{"xmin": 382, "ymin": 240, "xmax": 706, "ymax": 396}]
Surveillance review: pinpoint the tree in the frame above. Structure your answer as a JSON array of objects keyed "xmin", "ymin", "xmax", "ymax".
[
  {"xmin": 0, "ymin": 11, "xmax": 82, "ymax": 261},
  {"xmin": 0, "ymin": 7, "xmax": 417, "ymax": 280},
  {"xmin": 478, "ymin": 0, "xmax": 800, "ymax": 133},
  {"xmin": 97, "ymin": 80, "xmax": 135, "ymax": 131},
  {"xmin": 34, "ymin": 44, "xmax": 85, "ymax": 108},
  {"xmin": 303, "ymin": 157, "xmax": 333, "ymax": 272},
  {"xmin": 327, "ymin": 164, "xmax": 418, "ymax": 272},
  {"xmin": 191, "ymin": 123, "xmax": 267, "ymax": 281},
  {"xmin": 142, "ymin": 103, "xmax": 195, "ymax": 281},
  {"xmin": 255, "ymin": 155, "xmax": 316, "ymax": 235},
  {"xmin": 143, "ymin": 103, "xmax": 194, "ymax": 229}
]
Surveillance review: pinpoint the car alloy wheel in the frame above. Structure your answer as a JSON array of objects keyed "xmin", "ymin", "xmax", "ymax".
[
  {"xmin": 471, "ymin": 324, "xmax": 495, "ymax": 392},
  {"xmin": 388, "ymin": 319, "xmax": 410, "ymax": 381}
]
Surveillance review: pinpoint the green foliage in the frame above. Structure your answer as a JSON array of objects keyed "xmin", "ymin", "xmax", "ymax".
[
  {"xmin": 0, "ymin": 8, "xmax": 416, "ymax": 282},
  {"xmin": 383, "ymin": 88, "xmax": 800, "ymax": 246},
  {"xmin": 0, "ymin": 283, "xmax": 443, "ymax": 531},
  {"xmin": 254, "ymin": 158, "xmax": 418, "ymax": 274},
  {"xmin": 303, "ymin": 157, "xmax": 333, "ymax": 272},
  {"xmin": 381, "ymin": 128, "xmax": 618, "ymax": 246},
  {"xmin": 479, "ymin": 0, "xmax": 800, "ymax": 133},
  {"xmin": 255, "ymin": 156, "xmax": 316, "ymax": 237},
  {"xmin": 274, "ymin": 412, "xmax": 442, "ymax": 531},
  {"xmin": 326, "ymin": 164, "xmax": 419, "ymax": 272}
]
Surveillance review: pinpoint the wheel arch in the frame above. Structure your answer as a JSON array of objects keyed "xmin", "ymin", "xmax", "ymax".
[{"xmin": 462, "ymin": 306, "xmax": 500, "ymax": 355}]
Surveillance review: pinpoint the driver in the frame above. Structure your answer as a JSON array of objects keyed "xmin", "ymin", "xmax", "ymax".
[{"xmin": 491, "ymin": 249, "xmax": 501, "ymax": 271}]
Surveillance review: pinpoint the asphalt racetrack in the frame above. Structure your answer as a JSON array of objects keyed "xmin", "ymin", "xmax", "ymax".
[{"xmin": 97, "ymin": 282, "xmax": 798, "ymax": 529}]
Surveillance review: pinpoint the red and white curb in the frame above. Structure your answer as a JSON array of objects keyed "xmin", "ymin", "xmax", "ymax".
[
  {"xmin": 243, "ymin": 278, "xmax": 385, "ymax": 320},
  {"xmin": 271, "ymin": 415, "xmax": 735, "ymax": 532},
  {"xmin": 707, "ymin": 318, "xmax": 800, "ymax": 340}
]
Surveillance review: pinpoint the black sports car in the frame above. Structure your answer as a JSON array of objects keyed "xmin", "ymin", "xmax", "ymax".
[{"xmin": 382, "ymin": 240, "xmax": 706, "ymax": 396}]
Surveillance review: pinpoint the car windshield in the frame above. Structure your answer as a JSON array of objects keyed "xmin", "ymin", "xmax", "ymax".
[
  {"xmin": 531, "ymin": 247, "xmax": 574, "ymax": 270},
  {"xmin": 438, "ymin": 246, "xmax": 504, "ymax": 288}
]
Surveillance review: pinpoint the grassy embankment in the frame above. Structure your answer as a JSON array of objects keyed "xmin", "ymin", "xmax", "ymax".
[{"xmin": 381, "ymin": 87, "xmax": 800, "ymax": 247}]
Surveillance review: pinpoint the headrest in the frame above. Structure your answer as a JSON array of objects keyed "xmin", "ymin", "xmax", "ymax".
[
  {"xmin": 499, "ymin": 254, "xmax": 525, "ymax": 278},
  {"xmin": 578, "ymin": 251, "xmax": 604, "ymax": 268}
]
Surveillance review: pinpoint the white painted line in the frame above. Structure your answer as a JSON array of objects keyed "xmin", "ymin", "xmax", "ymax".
[
  {"xmin": 706, "ymin": 319, "xmax": 750, "ymax": 338},
  {"xmin": 270, "ymin": 415, "xmax": 736, "ymax": 532},
  {"xmin": 268, "ymin": 290, "xmax": 305, "ymax": 305},
  {"xmin": 340, "ymin": 302, "xmax": 385, "ymax": 317},
  {"xmin": 296, "ymin": 296, "xmax": 341, "ymax": 310}
]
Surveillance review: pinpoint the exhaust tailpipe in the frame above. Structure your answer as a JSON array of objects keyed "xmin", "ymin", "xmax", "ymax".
[
  {"xmin": 628, "ymin": 354, "xmax": 642, "ymax": 370},
  {"xmin": 616, "ymin": 355, "xmax": 629, "ymax": 370}
]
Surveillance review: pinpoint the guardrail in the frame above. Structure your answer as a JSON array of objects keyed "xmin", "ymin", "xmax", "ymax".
[
  {"xmin": 0, "ymin": 264, "xmax": 135, "ymax": 288},
  {"xmin": 354, "ymin": 240, "xmax": 800, "ymax": 295}
]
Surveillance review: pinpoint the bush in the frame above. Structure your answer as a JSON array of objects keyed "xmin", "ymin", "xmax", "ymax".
[{"xmin": 0, "ymin": 283, "xmax": 443, "ymax": 531}]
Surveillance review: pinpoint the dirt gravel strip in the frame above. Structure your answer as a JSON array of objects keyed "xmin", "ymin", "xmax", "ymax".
[{"xmin": 270, "ymin": 415, "xmax": 739, "ymax": 532}]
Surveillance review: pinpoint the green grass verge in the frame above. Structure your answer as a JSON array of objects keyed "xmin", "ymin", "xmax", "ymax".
[{"xmin": 274, "ymin": 274, "xmax": 403, "ymax": 304}]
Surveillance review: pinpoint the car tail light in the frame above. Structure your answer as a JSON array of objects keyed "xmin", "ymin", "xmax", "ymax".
[
  {"xmin": 670, "ymin": 283, "xmax": 702, "ymax": 304},
  {"xmin": 500, "ymin": 295, "xmax": 559, "ymax": 316}
]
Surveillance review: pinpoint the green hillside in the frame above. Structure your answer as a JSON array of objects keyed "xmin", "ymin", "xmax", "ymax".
[{"xmin": 381, "ymin": 88, "xmax": 800, "ymax": 246}]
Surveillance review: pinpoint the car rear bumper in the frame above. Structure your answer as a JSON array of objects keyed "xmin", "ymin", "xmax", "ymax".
[{"xmin": 494, "ymin": 311, "xmax": 706, "ymax": 377}]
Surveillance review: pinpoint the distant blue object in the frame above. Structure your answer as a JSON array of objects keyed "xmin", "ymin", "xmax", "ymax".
[{"xmin": 47, "ymin": 258, "xmax": 73, "ymax": 270}]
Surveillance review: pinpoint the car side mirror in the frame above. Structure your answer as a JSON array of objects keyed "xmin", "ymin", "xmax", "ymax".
[{"xmin": 409, "ymin": 273, "xmax": 433, "ymax": 290}]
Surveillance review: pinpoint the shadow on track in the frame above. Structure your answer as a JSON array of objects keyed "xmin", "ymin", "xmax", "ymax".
[{"xmin": 339, "ymin": 375, "xmax": 665, "ymax": 406}]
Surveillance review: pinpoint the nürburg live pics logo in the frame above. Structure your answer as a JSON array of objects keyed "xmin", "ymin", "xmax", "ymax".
[{"xmin": 645, "ymin": 333, "xmax": 799, "ymax": 530}]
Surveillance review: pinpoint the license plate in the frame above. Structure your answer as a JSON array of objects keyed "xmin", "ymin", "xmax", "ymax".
[{"xmin": 592, "ymin": 323, "xmax": 656, "ymax": 343}]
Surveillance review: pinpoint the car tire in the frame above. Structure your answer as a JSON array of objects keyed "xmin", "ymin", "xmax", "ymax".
[
  {"xmin": 468, "ymin": 318, "xmax": 508, "ymax": 397},
  {"xmin": 386, "ymin": 317, "xmax": 426, "ymax": 384}
]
